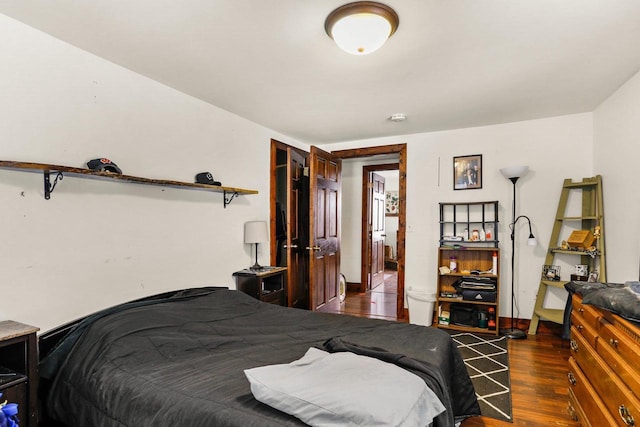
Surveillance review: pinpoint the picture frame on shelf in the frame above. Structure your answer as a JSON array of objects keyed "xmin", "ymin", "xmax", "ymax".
[
  {"xmin": 454, "ymin": 154, "xmax": 482, "ymax": 190},
  {"xmin": 542, "ymin": 264, "xmax": 561, "ymax": 281}
]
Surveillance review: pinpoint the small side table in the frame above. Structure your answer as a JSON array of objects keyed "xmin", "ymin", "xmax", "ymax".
[
  {"xmin": 233, "ymin": 266, "xmax": 288, "ymax": 306},
  {"xmin": 0, "ymin": 321, "xmax": 39, "ymax": 427}
]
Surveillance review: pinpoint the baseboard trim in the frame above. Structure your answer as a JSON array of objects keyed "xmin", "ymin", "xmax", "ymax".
[
  {"xmin": 346, "ymin": 281, "xmax": 360, "ymax": 292},
  {"xmin": 498, "ymin": 317, "xmax": 564, "ymax": 336}
]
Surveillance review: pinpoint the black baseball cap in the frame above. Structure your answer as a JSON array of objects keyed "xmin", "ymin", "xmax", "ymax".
[
  {"xmin": 87, "ymin": 158, "xmax": 122, "ymax": 174},
  {"xmin": 195, "ymin": 172, "xmax": 221, "ymax": 186}
]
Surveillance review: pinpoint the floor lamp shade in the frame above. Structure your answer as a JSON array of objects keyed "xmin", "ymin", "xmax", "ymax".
[
  {"xmin": 500, "ymin": 165, "xmax": 529, "ymax": 180},
  {"xmin": 245, "ymin": 221, "xmax": 268, "ymax": 270}
]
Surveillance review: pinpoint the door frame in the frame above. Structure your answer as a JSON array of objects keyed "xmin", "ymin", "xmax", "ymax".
[
  {"xmin": 332, "ymin": 144, "xmax": 407, "ymax": 320},
  {"xmin": 360, "ymin": 163, "xmax": 398, "ymax": 293}
]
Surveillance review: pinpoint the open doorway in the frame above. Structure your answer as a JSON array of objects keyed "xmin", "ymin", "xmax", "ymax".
[
  {"xmin": 361, "ymin": 164, "xmax": 399, "ymax": 292},
  {"xmin": 329, "ymin": 164, "xmax": 400, "ymax": 320},
  {"xmin": 368, "ymin": 167, "xmax": 400, "ymax": 317},
  {"xmin": 332, "ymin": 144, "xmax": 407, "ymax": 321}
]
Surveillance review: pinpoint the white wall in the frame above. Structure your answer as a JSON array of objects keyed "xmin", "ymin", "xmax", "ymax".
[
  {"xmin": 0, "ymin": 15, "xmax": 306, "ymax": 332},
  {"xmin": 3, "ymin": 13, "xmax": 637, "ymax": 332},
  {"xmin": 321, "ymin": 113, "xmax": 594, "ymax": 320},
  {"xmin": 594, "ymin": 68, "xmax": 640, "ymax": 282},
  {"xmin": 339, "ymin": 158, "xmax": 363, "ymax": 282}
]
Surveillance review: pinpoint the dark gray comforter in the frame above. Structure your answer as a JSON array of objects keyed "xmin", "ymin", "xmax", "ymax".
[{"xmin": 41, "ymin": 288, "xmax": 479, "ymax": 426}]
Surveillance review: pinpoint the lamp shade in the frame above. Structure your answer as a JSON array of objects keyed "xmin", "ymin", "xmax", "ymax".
[
  {"xmin": 500, "ymin": 165, "xmax": 529, "ymax": 179},
  {"xmin": 244, "ymin": 221, "xmax": 268, "ymax": 244},
  {"xmin": 325, "ymin": 2, "xmax": 399, "ymax": 55}
]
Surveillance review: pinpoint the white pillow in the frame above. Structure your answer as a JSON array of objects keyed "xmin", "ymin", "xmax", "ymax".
[{"xmin": 245, "ymin": 347, "xmax": 445, "ymax": 426}]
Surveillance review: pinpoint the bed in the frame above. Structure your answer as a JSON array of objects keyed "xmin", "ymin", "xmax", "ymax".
[{"xmin": 39, "ymin": 287, "xmax": 480, "ymax": 426}]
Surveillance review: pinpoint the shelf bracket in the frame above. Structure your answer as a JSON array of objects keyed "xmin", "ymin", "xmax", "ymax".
[
  {"xmin": 43, "ymin": 171, "xmax": 64, "ymax": 200},
  {"xmin": 223, "ymin": 190, "xmax": 238, "ymax": 208}
]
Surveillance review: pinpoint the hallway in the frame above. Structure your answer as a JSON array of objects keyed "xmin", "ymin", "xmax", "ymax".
[{"xmin": 324, "ymin": 269, "xmax": 399, "ymax": 320}]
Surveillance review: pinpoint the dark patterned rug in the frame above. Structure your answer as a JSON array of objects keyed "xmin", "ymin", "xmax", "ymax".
[{"xmin": 447, "ymin": 331, "xmax": 512, "ymax": 422}]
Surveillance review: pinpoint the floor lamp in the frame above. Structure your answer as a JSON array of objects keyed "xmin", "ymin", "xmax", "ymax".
[
  {"xmin": 499, "ymin": 166, "xmax": 536, "ymax": 340},
  {"xmin": 244, "ymin": 221, "xmax": 268, "ymax": 271}
]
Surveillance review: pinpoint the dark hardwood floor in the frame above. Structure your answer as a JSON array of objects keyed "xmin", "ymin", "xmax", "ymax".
[
  {"xmin": 324, "ymin": 269, "xmax": 580, "ymax": 427},
  {"xmin": 330, "ymin": 270, "xmax": 399, "ymax": 320},
  {"xmin": 462, "ymin": 334, "xmax": 579, "ymax": 427}
]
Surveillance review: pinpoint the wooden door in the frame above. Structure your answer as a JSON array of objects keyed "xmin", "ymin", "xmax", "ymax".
[
  {"xmin": 284, "ymin": 148, "xmax": 308, "ymax": 308},
  {"xmin": 271, "ymin": 141, "xmax": 309, "ymax": 309},
  {"xmin": 369, "ymin": 172, "xmax": 386, "ymax": 289},
  {"xmin": 309, "ymin": 146, "xmax": 341, "ymax": 311}
]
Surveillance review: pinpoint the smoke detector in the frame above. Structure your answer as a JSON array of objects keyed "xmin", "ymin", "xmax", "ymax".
[{"xmin": 389, "ymin": 113, "xmax": 406, "ymax": 122}]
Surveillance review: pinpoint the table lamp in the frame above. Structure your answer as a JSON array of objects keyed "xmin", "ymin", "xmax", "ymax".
[{"xmin": 244, "ymin": 221, "xmax": 268, "ymax": 271}]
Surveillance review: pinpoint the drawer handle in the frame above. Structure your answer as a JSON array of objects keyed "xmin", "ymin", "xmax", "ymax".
[
  {"xmin": 567, "ymin": 372, "xmax": 576, "ymax": 386},
  {"xmin": 609, "ymin": 338, "xmax": 619, "ymax": 348},
  {"xmin": 577, "ymin": 325, "xmax": 584, "ymax": 331},
  {"xmin": 619, "ymin": 405, "xmax": 635, "ymax": 426},
  {"xmin": 578, "ymin": 308, "xmax": 584, "ymax": 313},
  {"xmin": 568, "ymin": 403, "xmax": 578, "ymax": 421},
  {"xmin": 570, "ymin": 339, "xmax": 579, "ymax": 352}
]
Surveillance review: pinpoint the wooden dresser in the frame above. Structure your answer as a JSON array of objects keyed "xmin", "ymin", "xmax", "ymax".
[{"xmin": 568, "ymin": 293, "xmax": 640, "ymax": 426}]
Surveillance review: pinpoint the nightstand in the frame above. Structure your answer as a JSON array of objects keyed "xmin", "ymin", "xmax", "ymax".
[
  {"xmin": 233, "ymin": 267, "xmax": 288, "ymax": 306},
  {"xmin": 0, "ymin": 321, "xmax": 39, "ymax": 427}
]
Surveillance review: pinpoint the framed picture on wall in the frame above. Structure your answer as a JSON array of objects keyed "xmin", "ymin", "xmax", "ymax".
[
  {"xmin": 385, "ymin": 191, "xmax": 399, "ymax": 216},
  {"xmin": 453, "ymin": 154, "xmax": 482, "ymax": 190}
]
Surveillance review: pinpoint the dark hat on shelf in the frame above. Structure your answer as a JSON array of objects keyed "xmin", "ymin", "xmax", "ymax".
[
  {"xmin": 87, "ymin": 158, "xmax": 122, "ymax": 174},
  {"xmin": 195, "ymin": 172, "xmax": 221, "ymax": 186}
]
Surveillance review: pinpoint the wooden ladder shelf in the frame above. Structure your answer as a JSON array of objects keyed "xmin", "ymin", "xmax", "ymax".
[{"xmin": 528, "ymin": 175, "xmax": 606, "ymax": 335}]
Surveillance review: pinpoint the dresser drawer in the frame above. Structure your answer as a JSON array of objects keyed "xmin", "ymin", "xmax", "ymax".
[
  {"xmin": 568, "ymin": 356, "xmax": 617, "ymax": 427},
  {"xmin": 572, "ymin": 294, "xmax": 601, "ymax": 330},
  {"xmin": 571, "ymin": 327, "xmax": 640, "ymax": 427},
  {"xmin": 568, "ymin": 388, "xmax": 590, "ymax": 427},
  {"xmin": 571, "ymin": 310, "xmax": 598, "ymax": 349},
  {"xmin": 600, "ymin": 315, "xmax": 640, "ymax": 377},
  {"xmin": 598, "ymin": 320, "xmax": 640, "ymax": 399}
]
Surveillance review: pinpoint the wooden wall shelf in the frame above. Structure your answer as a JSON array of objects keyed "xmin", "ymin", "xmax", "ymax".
[{"xmin": 0, "ymin": 160, "xmax": 258, "ymax": 207}]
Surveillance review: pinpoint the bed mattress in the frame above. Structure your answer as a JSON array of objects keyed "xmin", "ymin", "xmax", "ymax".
[{"xmin": 40, "ymin": 287, "xmax": 479, "ymax": 426}]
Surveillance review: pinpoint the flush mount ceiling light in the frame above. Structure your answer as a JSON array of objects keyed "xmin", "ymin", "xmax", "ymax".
[{"xmin": 325, "ymin": 2, "xmax": 399, "ymax": 55}]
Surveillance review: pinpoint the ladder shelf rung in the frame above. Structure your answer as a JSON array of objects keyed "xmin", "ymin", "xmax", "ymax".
[
  {"xmin": 558, "ymin": 216, "xmax": 599, "ymax": 221},
  {"xmin": 550, "ymin": 249, "xmax": 599, "ymax": 256},
  {"xmin": 541, "ymin": 280, "xmax": 568, "ymax": 289},
  {"xmin": 534, "ymin": 308, "xmax": 564, "ymax": 324},
  {"xmin": 563, "ymin": 181, "xmax": 599, "ymax": 189}
]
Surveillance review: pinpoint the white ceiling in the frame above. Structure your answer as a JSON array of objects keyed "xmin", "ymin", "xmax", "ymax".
[{"xmin": 2, "ymin": 1, "xmax": 640, "ymax": 144}]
